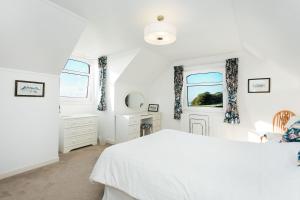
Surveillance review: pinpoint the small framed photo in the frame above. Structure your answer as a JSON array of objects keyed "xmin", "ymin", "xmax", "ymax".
[
  {"xmin": 15, "ymin": 80, "xmax": 45, "ymax": 97},
  {"xmin": 248, "ymin": 78, "xmax": 271, "ymax": 93},
  {"xmin": 148, "ymin": 104, "xmax": 159, "ymax": 112}
]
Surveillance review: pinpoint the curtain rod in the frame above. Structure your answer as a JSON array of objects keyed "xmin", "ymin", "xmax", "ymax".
[{"xmin": 180, "ymin": 61, "xmax": 226, "ymax": 69}]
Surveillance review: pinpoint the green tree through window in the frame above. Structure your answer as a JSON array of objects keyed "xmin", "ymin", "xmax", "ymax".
[{"xmin": 186, "ymin": 72, "xmax": 223, "ymax": 107}]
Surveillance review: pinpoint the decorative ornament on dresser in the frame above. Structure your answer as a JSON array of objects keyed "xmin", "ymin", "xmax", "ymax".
[
  {"xmin": 97, "ymin": 56, "xmax": 107, "ymax": 111},
  {"xmin": 224, "ymin": 58, "xmax": 240, "ymax": 124},
  {"xmin": 174, "ymin": 65, "xmax": 184, "ymax": 120},
  {"xmin": 15, "ymin": 80, "xmax": 45, "ymax": 97},
  {"xmin": 148, "ymin": 104, "xmax": 159, "ymax": 112}
]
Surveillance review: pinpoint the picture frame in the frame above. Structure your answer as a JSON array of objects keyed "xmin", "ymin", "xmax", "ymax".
[
  {"xmin": 148, "ymin": 104, "xmax": 159, "ymax": 112},
  {"xmin": 15, "ymin": 80, "xmax": 45, "ymax": 97},
  {"xmin": 248, "ymin": 78, "xmax": 271, "ymax": 93}
]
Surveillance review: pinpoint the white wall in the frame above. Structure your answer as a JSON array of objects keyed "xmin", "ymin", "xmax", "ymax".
[
  {"xmin": 148, "ymin": 51, "xmax": 300, "ymax": 141},
  {"xmin": 0, "ymin": 68, "xmax": 59, "ymax": 178},
  {"xmin": 0, "ymin": 0, "xmax": 87, "ymax": 179},
  {"xmin": 97, "ymin": 48, "xmax": 170, "ymax": 144},
  {"xmin": 97, "ymin": 50, "xmax": 138, "ymax": 144},
  {"xmin": 114, "ymin": 48, "xmax": 170, "ymax": 115}
]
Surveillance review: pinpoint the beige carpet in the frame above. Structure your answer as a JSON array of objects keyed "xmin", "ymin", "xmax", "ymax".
[{"xmin": 0, "ymin": 144, "xmax": 108, "ymax": 200}]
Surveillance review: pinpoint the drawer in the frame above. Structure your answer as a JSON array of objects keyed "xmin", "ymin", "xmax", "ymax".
[
  {"xmin": 128, "ymin": 125, "xmax": 139, "ymax": 134},
  {"xmin": 64, "ymin": 126, "xmax": 97, "ymax": 138},
  {"xmin": 64, "ymin": 117, "xmax": 97, "ymax": 128},
  {"xmin": 64, "ymin": 134, "xmax": 96, "ymax": 147},
  {"xmin": 128, "ymin": 117, "xmax": 139, "ymax": 125}
]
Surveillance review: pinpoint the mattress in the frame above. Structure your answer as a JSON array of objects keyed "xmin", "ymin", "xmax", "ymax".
[{"xmin": 90, "ymin": 129, "xmax": 300, "ymax": 200}]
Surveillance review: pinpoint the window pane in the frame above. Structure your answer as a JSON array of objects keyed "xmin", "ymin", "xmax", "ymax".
[
  {"xmin": 187, "ymin": 85, "xmax": 223, "ymax": 107},
  {"xmin": 187, "ymin": 72, "xmax": 222, "ymax": 84},
  {"xmin": 64, "ymin": 59, "xmax": 90, "ymax": 74},
  {"xmin": 60, "ymin": 73, "xmax": 89, "ymax": 98}
]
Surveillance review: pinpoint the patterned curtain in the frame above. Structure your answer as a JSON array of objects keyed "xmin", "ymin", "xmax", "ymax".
[
  {"xmin": 97, "ymin": 56, "xmax": 107, "ymax": 111},
  {"xmin": 224, "ymin": 58, "xmax": 240, "ymax": 124},
  {"xmin": 174, "ymin": 66, "xmax": 184, "ymax": 120}
]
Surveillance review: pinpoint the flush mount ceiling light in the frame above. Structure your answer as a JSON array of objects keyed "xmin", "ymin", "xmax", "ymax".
[{"xmin": 144, "ymin": 15, "xmax": 176, "ymax": 46}]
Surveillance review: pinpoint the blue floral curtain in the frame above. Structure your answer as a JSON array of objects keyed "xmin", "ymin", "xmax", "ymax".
[
  {"xmin": 97, "ymin": 56, "xmax": 107, "ymax": 111},
  {"xmin": 224, "ymin": 58, "xmax": 240, "ymax": 124},
  {"xmin": 174, "ymin": 65, "xmax": 184, "ymax": 120}
]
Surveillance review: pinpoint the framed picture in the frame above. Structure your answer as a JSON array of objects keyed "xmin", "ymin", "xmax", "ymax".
[
  {"xmin": 248, "ymin": 78, "xmax": 271, "ymax": 93},
  {"xmin": 15, "ymin": 80, "xmax": 45, "ymax": 97},
  {"xmin": 148, "ymin": 104, "xmax": 159, "ymax": 112}
]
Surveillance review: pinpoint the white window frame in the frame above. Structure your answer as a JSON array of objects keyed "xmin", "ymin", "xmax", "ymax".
[
  {"xmin": 60, "ymin": 57, "xmax": 95, "ymax": 105},
  {"xmin": 183, "ymin": 62, "xmax": 227, "ymax": 113}
]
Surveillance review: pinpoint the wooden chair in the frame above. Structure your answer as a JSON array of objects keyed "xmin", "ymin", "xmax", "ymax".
[
  {"xmin": 272, "ymin": 110, "xmax": 296, "ymax": 133},
  {"xmin": 260, "ymin": 110, "xmax": 295, "ymax": 143}
]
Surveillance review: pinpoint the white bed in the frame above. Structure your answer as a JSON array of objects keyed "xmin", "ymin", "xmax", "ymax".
[{"xmin": 90, "ymin": 129, "xmax": 300, "ymax": 200}]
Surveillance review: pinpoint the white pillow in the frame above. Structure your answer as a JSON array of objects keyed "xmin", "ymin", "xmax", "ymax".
[
  {"xmin": 266, "ymin": 132, "xmax": 282, "ymax": 143},
  {"xmin": 285, "ymin": 116, "xmax": 300, "ymax": 129},
  {"xmin": 293, "ymin": 124, "xmax": 300, "ymax": 129}
]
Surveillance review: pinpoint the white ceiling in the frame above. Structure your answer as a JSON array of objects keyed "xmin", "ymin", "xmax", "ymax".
[
  {"xmin": 233, "ymin": 0, "xmax": 300, "ymax": 74},
  {"xmin": 49, "ymin": 0, "xmax": 242, "ymax": 61},
  {"xmin": 0, "ymin": 0, "xmax": 86, "ymax": 74},
  {"xmin": 2, "ymin": 0, "xmax": 298, "ymax": 75}
]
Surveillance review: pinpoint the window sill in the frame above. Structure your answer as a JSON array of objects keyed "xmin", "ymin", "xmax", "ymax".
[
  {"xmin": 60, "ymin": 97, "xmax": 94, "ymax": 105},
  {"xmin": 183, "ymin": 107, "xmax": 225, "ymax": 114}
]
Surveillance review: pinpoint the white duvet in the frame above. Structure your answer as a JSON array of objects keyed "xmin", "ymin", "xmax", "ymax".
[{"xmin": 90, "ymin": 129, "xmax": 300, "ymax": 200}]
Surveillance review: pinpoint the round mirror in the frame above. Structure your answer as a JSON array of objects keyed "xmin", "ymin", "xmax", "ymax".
[{"xmin": 125, "ymin": 92, "xmax": 145, "ymax": 111}]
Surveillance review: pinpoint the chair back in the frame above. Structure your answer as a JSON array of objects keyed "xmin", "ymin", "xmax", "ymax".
[{"xmin": 272, "ymin": 110, "xmax": 295, "ymax": 133}]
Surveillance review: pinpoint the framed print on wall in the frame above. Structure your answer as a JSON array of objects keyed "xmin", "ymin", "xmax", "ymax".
[
  {"xmin": 15, "ymin": 80, "xmax": 45, "ymax": 97},
  {"xmin": 248, "ymin": 78, "xmax": 271, "ymax": 93},
  {"xmin": 148, "ymin": 104, "xmax": 159, "ymax": 112}
]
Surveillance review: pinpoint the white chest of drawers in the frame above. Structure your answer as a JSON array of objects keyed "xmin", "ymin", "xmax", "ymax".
[
  {"xmin": 115, "ymin": 112, "xmax": 161, "ymax": 143},
  {"xmin": 59, "ymin": 114, "xmax": 98, "ymax": 153},
  {"xmin": 115, "ymin": 114, "xmax": 140, "ymax": 143}
]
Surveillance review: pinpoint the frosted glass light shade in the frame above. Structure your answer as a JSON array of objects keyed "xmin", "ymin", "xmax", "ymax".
[{"xmin": 144, "ymin": 21, "xmax": 176, "ymax": 45}]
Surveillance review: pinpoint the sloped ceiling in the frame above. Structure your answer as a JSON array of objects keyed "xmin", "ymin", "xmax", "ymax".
[
  {"xmin": 108, "ymin": 49, "xmax": 140, "ymax": 83},
  {"xmin": 233, "ymin": 0, "xmax": 300, "ymax": 74},
  {"xmin": 48, "ymin": 0, "xmax": 300, "ymax": 87},
  {"xmin": 49, "ymin": 0, "xmax": 242, "ymax": 61},
  {"xmin": 0, "ymin": 0, "xmax": 86, "ymax": 74},
  {"xmin": 116, "ymin": 48, "xmax": 170, "ymax": 85},
  {"xmin": 2, "ymin": 0, "xmax": 299, "ymax": 75}
]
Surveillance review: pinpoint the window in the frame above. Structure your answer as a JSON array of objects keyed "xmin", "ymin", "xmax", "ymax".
[
  {"xmin": 186, "ymin": 72, "xmax": 223, "ymax": 108},
  {"xmin": 60, "ymin": 59, "xmax": 90, "ymax": 98}
]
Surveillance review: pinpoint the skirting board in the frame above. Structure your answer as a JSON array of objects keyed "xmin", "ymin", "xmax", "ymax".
[
  {"xmin": 0, "ymin": 157, "xmax": 59, "ymax": 180},
  {"xmin": 105, "ymin": 139, "xmax": 115, "ymax": 145}
]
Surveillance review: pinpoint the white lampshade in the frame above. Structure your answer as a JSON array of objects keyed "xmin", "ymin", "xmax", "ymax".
[{"xmin": 144, "ymin": 16, "xmax": 176, "ymax": 46}]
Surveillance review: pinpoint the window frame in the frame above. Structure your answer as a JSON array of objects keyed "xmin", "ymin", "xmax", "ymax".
[
  {"xmin": 60, "ymin": 57, "xmax": 94, "ymax": 104},
  {"xmin": 63, "ymin": 59, "xmax": 90, "ymax": 74},
  {"xmin": 183, "ymin": 63, "xmax": 227, "ymax": 113}
]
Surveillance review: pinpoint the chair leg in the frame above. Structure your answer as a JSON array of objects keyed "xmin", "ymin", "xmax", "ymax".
[{"xmin": 142, "ymin": 129, "xmax": 145, "ymax": 136}]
